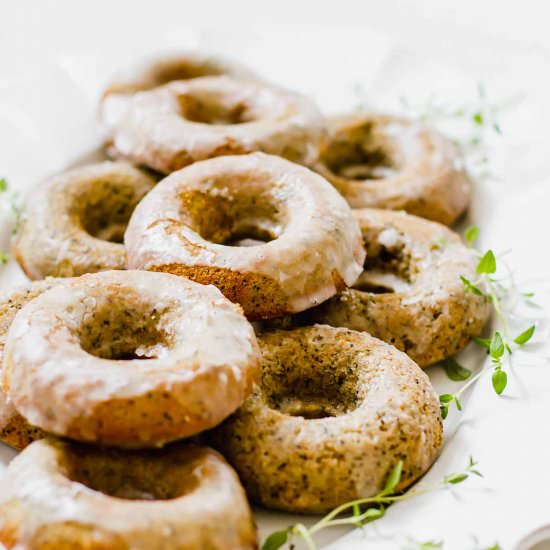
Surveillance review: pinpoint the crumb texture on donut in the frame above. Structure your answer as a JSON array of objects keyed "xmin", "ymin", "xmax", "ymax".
[
  {"xmin": 13, "ymin": 162, "xmax": 156, "ymax": 279},
  {"xmin": 314, "ymin": 114, "xmax": 472, "ymax": 225},
  {"xmin": 210, "ymin": 325, "xmax": 443, "ymax": 513},
  {"xmin": 125, "ymin": 153, "xmax": 365, "ymax": 319},
  {"xmin": 0, "ymin": 438, "xmax": 257, "ymax": 549},
  {"xmin": 305, "ymin": 209, "xmax": 491, "ymax": 366},
  {"xmin": 109, "ymin": 76, "xmax": 327, "ymax": 173},
  {"xmin": 3, "ymin": 270, "xmax": 260, "ymax": 447}
]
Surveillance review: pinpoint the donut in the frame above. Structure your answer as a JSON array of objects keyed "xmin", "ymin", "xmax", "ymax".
[
  {"xmin": 0, "ymin": 279, "xmax": 68, "ymax": 450},
  {"xmin": 124, "ymin": 153, "xmax": 366, "ymax": 320},
  {"xmin": 313, "ymin": 114, "xmax": 472, "ymax": 225},
  {"xmin": 304, "ymin": 209, "xmax": 491, "ymax": 366},
  {"xmin": 0, "ymin": 438, "xmax": 257, "ymax": 549},
  {"xmin": 3, "ymin": 270, "xmax": 260, "ymax": 447},
  {"xmin": 13, "ymin": 162, "xmax": 156, "ymax": 279},
  {"xmin": 210, "ymin": 325, "xmax": 443, "ymax": 513},
  {"xmin": 108, "ymin": 76, "xmax": 326, "ymax": 174},
  {"xmin": 101, "ymin": 51, "xmax": 257, "ymax": 128}
]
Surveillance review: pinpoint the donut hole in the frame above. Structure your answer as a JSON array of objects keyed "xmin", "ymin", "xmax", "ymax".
[
  {"xmin": 63, "ymin": 445, "xmax": 200, "ymax": 501},
  {"xmin": 78, "ymin": 292, "xmax": 170, "ymax": 360},
  {"xmin": 321, "ymin": 121, "xmax": 397, "ymax": 180},
  {"xmin": 152, "ymin": 61, "xmax": 226, "ymax": 86},
  {"xmin": 353, "ymin": 233, "xmax": 413, "ymax": 294},
  {"xmin": 261, "ymin": 338, "xmax": 360, "ymax": 419},
  {"xmin": 177, "ymin": 92, "xmax": 256, "ymax": 125},
  {"xmin": 81, "ymin": 180, "xmax": 142, "ymax": 244},
  {"xmin": 178, "ymin": 189, "xmax": 284, "ymax": 247}
]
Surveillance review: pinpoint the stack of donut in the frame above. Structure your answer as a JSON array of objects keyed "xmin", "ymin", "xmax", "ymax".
[{"xmin": 0, "ymin": 51, "xmax": 490, "ymax": 549}]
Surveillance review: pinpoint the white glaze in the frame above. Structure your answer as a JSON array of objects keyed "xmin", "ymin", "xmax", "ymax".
[
  {"xmin": 110, "ymin": 76, "xmax": 327, "ymax": 172},
  {"xmin": 3, "ymin": 270, "xmax": 260, "ymax": 445},
  {"xmin": 124, "ymin": 153, "xmax": 366, "ymax": 314},
  {"xmin": 0, "ymin": 439, "xmax": 256, "ymax": 549},
  {"xmin": 101, "ymin": 50, "xmax": 258, "ymax": 128}
]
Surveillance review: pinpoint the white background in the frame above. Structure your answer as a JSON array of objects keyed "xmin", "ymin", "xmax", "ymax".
[{"xmin": 1, "ymin": 2, "xmax": 550, "ymax": 549}]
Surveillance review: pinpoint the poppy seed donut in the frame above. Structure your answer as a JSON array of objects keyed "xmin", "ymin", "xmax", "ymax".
[
  {"xmin": 13, "ymin": 162, "xmax": 156, "ymax": 279},
  {"xmin": 305, "ymin": 209, "xmax": 491, "ymax": 366},
  {"xmin": 3, "ymin": 270, "xmax": 260, "ymax": 448},
  {"xmin": 109, "ymin": 76, "xmax": 326, "ymax": 173},
  {"xmin": 210, "ymin": 325, "xmax": 443, "ymax": 514},
  {"xmin": 124, "ymin": 153, "xmax": 365, "ymax": 320},
  {"xmin": 101, "ymin": 51, "xmax": 257, "ymax": 128},
  {"xmin": 0, "ymin": 279, "xmax": 69, "ymax": 450},
  {"xmin": 0, "ymin": 438, "xmax": 257, "ymax": 550},
  {"xmin": 314, "ymin": 114, "xmax": 472, "ymax": 225}
]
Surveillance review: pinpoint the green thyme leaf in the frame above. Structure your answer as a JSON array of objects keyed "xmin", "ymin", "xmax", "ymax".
[
  {"xmin": 439, "ymin": 394, "xmax": 454, "ymax": 404},
  {"xmin": 444, "ymin": 472, "xmax": 468, "ymax": 484},
  {"xmin": 0, "ymin": 252, "xmax": 8, "ymax": 264},
  {"xmin": 477, "ymin": 250, "xmax": 497, "ymax": 274},
  {"xmin": 363, "ymin": 507, "xmax": 385, "ymax": 523},
  {"xmin": 492, "ymin": 369, "xmax": 507, "ymax": 395},
  {"xmin": 489, "ymin": 332, "xmax": 505, "ymax": 359},
  {"xmin": 460, "ymin": 275, "xmax": 484, "ymax": 296},
  {"xmin": 261, "ymin": 528, "xmax": 290, "ymax": 550},
  {"xmin": 473, "ymin": 112, "xmax": 484, "ymax": 125},
  {"xmin": 444, "ymin": 358, "xmax": 472, "ymax": 381},
  {"xmin": 0, "ymin": 178, "xmax": 7, "ymax": 192},
  {"xmin": 417, "ymin": 541, "xmax": 444, "ymax": 550},
  {"xmin": 514, "ymin": 325, "xmax": 535, "ymax": 345},
  {"xmin": 464, "ymin": 225, "xmax": 480, "ymax": 246},
  {"xmin": 440, "ymin": 404, "xmax": 449, "ymax": 419},
  {"xmin": 474, "ymin": 336, "xmax": 491, "ymax": 350},
  {"xmin": 383, "ymin": 461, "xmax": 403, "ymax": 494}
]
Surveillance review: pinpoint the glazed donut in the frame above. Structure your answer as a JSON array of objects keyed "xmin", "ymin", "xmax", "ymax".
[
  {"xmin": 124, "ymin": 153, "xmax": 365, "ymax": 320},
  {"xmin": 13, "ymin": 162, "xmax": 156, "ymax": 279},
  {"xmin": 210, "ymin": 325, "xmax": 443, "ymax": 513},
  {"xmin": 304, "ymin": 209, "xmax": 491, "ymax": 366},
  {"xmin": 101, "ymin": 51, "xmax": 256, "ymax": 128},
  {"xmin": 109, "ymin": 76, "xmax": 326, "ymax": 173},
  {"xmin": 0, "ymin": 438, "xmax": 257, "ymax": 549},
  {"xmin": 0, "ymin": 279, "xmax": 68, "ymax": 450},
  {"xmin": 313, "ymin": 114, "xmax": 472, "ymax": 225},
  {"xmin": 3, "ymin": 270, "xmax": 259, "ymax": 447}
]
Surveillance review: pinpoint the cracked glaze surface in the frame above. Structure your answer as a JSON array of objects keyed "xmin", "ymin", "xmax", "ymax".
[
  {"xmin": 3, "ymin": 270, "xmax": 260, "ymax": 447},
  {"xmin": 109, "ymin": 76, "xmax": 327, "ymax": 173},
  {"xmin": 125, "ymin": 153, "xmax": 365, "ymax": 319}
]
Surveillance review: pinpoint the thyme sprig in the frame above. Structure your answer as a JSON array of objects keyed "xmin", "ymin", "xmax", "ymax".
[
  {"xmin": 440, "ymin": 227, "xmax": 537, "ymax": 418},
  {"xmin": 353, "ymin": 82, "xmax": 511, "ymax": 181},
  {"xmin": 398, "ymin": 83, "xmax": 509, "ymax": 181},
  {"xmin": 1, "ymin": 177, "xmax": 22, "ymax": 235},
  {"xmin": 262, "ymin": 458, "xmax": 481, "ymax": 550},
  {"xmin": 0, "ymin": 176, "xmax": 21, "ymax": 266}
]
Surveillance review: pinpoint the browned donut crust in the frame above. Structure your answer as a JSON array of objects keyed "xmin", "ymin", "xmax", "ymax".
[
  {"xmin": 0, "ymin": 438, "xmax": 257, "ymax": 549},
  {"xmin": 210, "ymin": 325, "xmax": 443, "ymax": 514},
  {"xmin": 101, "ymin": 51, "xmax": 256, "ymax": 128},
  {"xmin": 0, "ymin": 279, "xmax": 69, "ymax": 450},
  {"xmin": 13, "ymin": 162, "xmax": 156, "ymax": 279},
  {"xmin": 3, "ymin": 271, "xmax": 260, "ymax": 448},
  {"xmin": 125, "ymin": 153, "xmax": 365, "ymax": 320},
  {"xmin": 313, "ymin": 114, "xmax": 472, "ymax": 225},
  {"xmin": 109, "ymin": 76, "xmax": 326, "ymax": 174},
  {"xmin": 303, "ymin": 209, "xmax": 491, "ymax": 367}
]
